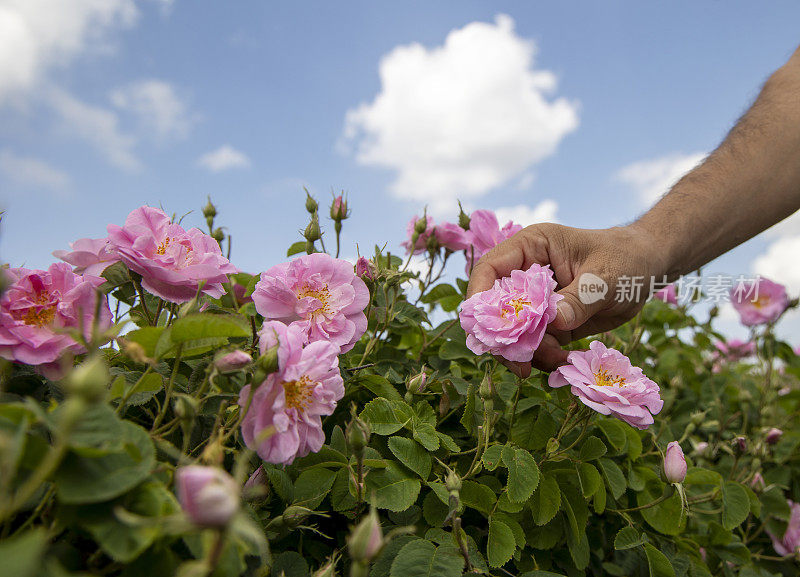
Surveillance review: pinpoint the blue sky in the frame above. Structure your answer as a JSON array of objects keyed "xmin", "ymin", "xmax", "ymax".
[{"xmin": 1, "ymin": 0, "xmax": 799, "ymax": 341}]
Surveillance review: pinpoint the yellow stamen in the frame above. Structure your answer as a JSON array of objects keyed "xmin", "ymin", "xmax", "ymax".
[
  {"xmin": 282, "ymin": 376, "xmax": 314, "ymax": 410},
  {"xmin": 156, "ymin": 237, "xmax": 171, "ymax": 255},
  {"xmin": 500, "ymin": 298, "xmax": 531, "ymax": 318},
  {"xmin": 296, "ymin": 284, "xmax": 331, "ymax": 315},
  {"xmin": 594, "ymin": 369, "xmax": 626, "ymax": 387},
  {"xmin": 12, "ymin": 292, "xmax": 57, "ymax": 327}
]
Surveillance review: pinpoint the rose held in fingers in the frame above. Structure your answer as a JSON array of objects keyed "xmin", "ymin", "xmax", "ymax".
[{"xmin": 459, "ymin": 263, "xmax": 562, "ymax": 363}]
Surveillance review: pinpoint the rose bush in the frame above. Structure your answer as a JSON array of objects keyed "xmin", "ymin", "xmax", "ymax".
[{"xmin": 0, "ymin": 194, "xmax": 799, "ymax": 577}]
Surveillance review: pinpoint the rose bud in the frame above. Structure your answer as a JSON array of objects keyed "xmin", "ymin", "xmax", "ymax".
[
  {"xmin": 330, "ymin": 194, "xmax": 349, "ymax": 221},
  {"xmin": 347, "ymin": 507, "xmax": 384, "ymax": 563},
  {"xmin": 305, "ymin": 189, "xmax": 318, "ymax": 214},
  {"xmin": 734, "ymin": 436, "xmax": 747, "ymax": 453},
  {"xmin": 694, "ymin": 441, "xmax": 709, "ymax": 455},
  {"xmin": 355, "ymin": 257, "xmax": 375, "ymax": 281},
  {"xmin": 750, "ymin": 472, "xmax": 767, "ymax": 491},
  {"xmin": 663, "ymin": 441, "xmax": 687, "ymax": 484},
  {"xmin": 175, "ymin": 465, "xmax": 240, "ymax": 527},
  {"xmin": 243, "ymin": 466, "xmax": 269, "ymax": 501},
  {"xmin": 407, "ymin": 368, "xmax": 427, "ymax": 394},
  {"xmin": 214, "ymin": 349, "xmax": 252, "ymax": 373},
  {"xmin": 766, "ymin": 428, "xmax": 783, "ymax": 445}
]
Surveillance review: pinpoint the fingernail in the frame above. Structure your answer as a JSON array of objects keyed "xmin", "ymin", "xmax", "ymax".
[{"xmin": 557, "ymin": 302, "xmax": 575, "ymax": 326}]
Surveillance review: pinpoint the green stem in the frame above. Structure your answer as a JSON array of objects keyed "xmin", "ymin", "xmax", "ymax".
[{"xmin": 151, "ymin": 344, "xmax": 183, "ymax": 430}]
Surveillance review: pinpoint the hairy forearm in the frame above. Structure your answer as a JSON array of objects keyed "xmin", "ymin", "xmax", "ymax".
[{"xmin": 631, "ymin": 46, "xmax": 800, "ymax": 279}]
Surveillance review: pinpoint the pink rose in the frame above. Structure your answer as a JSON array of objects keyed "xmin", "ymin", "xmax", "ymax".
[
  {"xmin": 175, "ymin": 465, "xmax": 240, "ymax": 527},
  {"xmin": 214, "ymin": 349, "xmax": 252, "ymax": 373},
  {"xmin": 464, "ymin": 210, "xmax": 522, "ymax": 272},
  {"xmin": 663, "ymin": 441, "xmax": 687, "ymax": 484},
  {"xmin": 731, "ymin": 277, "xmax": 789, "ymax": 326},
  {"xmin": 53, "ymin": 237, "xmax": 120, "ymax": 277},
  {"xmin": 238, "ymin": 320, "xmax": 344, "ymax": 465},
  {"xmin": 0, "ymin": 263, "xmax": 112, "ymax": 371},
  {"xmin": 767, "ymin": 500, "xmax": 800, "ymax": 557},
  {"xmin": 653, "ymin": 284, "xmax": 677, "ymax": 305},
  {"xmin": 549, "ymin": 340, "xmax": 664, "ymax": 429},
  {"xmin": 347, "ymin": 507, "xmax": 384, "ymax": 562},
  {"xmin": 107, "ymin": 206, "xmax": 238, "ymax": 303},
  {"xmin": 252, "ymin": 253, "xmax": 369, "ymax": 353},
  {"xmin": 714, "ymin": 339, "xmax": 756, "ymax": 361},
  {"xmin": 459, "ymin": 263, "xmax": 561, "ymax": 363}
]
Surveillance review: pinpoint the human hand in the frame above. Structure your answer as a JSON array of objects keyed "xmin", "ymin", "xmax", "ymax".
[{"xmin": 466, "ymin": 223, "xmax": 666, "ymax": 376}]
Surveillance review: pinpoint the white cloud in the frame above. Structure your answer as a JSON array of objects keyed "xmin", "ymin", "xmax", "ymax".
[
  {"xmin": 342, "ymin": 14, "xmax": 578, "ymax": 214},
  {"xmin": 494, "ymin": 199, "xmax": 559, "ymax": 227},
  {"xmin": 111, "ymin": 79, "xmax": 192, "ymax": 140},
  {"xmin": 617, "ymin": 152, "xmax": 706, "ymax": 208},
  {"xmin": 753, "ymin": 234, "xmax": 800, "ymax": 294},
  {"xmin": 0, "ymin": 0, "xmax": 137, "ymax": 104},
  {"xmin": 48, "ymin": 88, "xmax": 140, "ymax": 171},
  {"xmin": 0, "ymin": 149, "xmax": 69, "ymax": 190},
  {"xmin": 197, "ymin": 145, "xmax": 251, "ymax": 172}
]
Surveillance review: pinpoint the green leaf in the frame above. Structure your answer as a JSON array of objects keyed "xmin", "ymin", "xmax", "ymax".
[
  {"xmin": 487, "ymin": 518, "xmax": 516, "ymax": 568},
  {"xmin": 293, "ymin": 468, "xmax": 336, "ymax": 509},
  {"xmin": 576, "ymin": 462, "xmax": 602, "ymax": 498},
  {"xmin": 530, "ymin": 473, "xmax": 560, "ymax": 526},
  {"xmin": 638, "ymin": 482, "xmax": 684, "ymax": 535},
  {"xmin": 412, "ymin": 423, "xmax": 439, "ymax": 451},
  {"xmin": 460, "ymin": 480, "xmax": 497, "ymax": 515},
  {"xmin": 388, "ymin": 437, "xmax": 432, "ymax": 479},
  {"xmin": 566, "ymin": 524, "xmax": 590, "ymax": 570},
  {"xmin": 578, "ymin": 435, "xmax": 607, "ymax": 461},
  {"xmin": 352, "ymin": 374, "xmax": 403, "ymax": 403},
  {"xmin": 512, "ymin": 409, "xmax": 558, "ymax": 451},
  {"xmin": 0, "ymin": 528, "xmax": 47, "ymax": 577},
  {"xmin": 53, "ymin": 420, "xmax": 155, "ymax": 504},
  {"xmin": 438, "ymin": 340, "xmax": 473, "ymax": 360},
  {"xmin": 170, "ymin": 313, "xmax": 249, "ymax": 342},
  {"xmin": 684, "ymin": 467, "xmax": 722, "ymax": 487},
  {"xmin": 460, "ymin": 384, "xmax": 476, "ymax": 434},
  {"xmin": 614, "ymin": 526, "xmax": 646, "ymax": 550},
  {"xmin": 286, "ymin": 241, "xmax": 307, "ymax": 256},
  {"xmin": 598, "ymin": 458, "xmax": 627, "ymax": 500},
  {"xmin": 389, "ymin": 540, "xmax": 463, "ymax": 577},
  {"xmin": 420, "ymin": 283, "xmax": 458, "ymax": 305},
  {"xmin": 481, "ymin": 445, "xmax": 504, "ymax": 471},
  {"xmin": 271, "ymin": 551, "xmax": 309, "ymax": 577},
  {"xmin": 367, "ymin": 462, "xmax": 422, "ymax": 512},
  {"xmin": 721, "ymin": 481, "xmax": 750, "ymax": 530},
  {"xmin": 503, "ymin": 446, "xmax": 540, "ymax": 503},
  {"xmin": 124, "ymin": 326, "xmax": 165, "ymax": 357},
  {"xmin": 560, "ymin": 483, "xmax": 588, "ymax": 538},
  {"xmin": 361, "ymin": 398, "xmax": 411, "ymax": 435},
  {"xmin": 624, "ymin": 426, "xmax": 643, "ymax": 460},
  {"xmin": 597, "ymin": 418, "xmax": 628, "ymax": 452},
  {"xmin": 644, "ymin": 544, "xmax": 676, "ymax": 577}
]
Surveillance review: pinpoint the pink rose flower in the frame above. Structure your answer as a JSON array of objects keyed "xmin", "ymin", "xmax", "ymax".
[
  {"xmin": 401, "ymin": 216, "xmax": 470, "ymax": 254},
  {"xmin": 663, "ymin": 441, "xmax": 687, "ymax": 484},
  {"xmin": 549, "ymin": 340, "xmax": 664, "ymax": 429},
  {"xmin": 653, "ymin": 284, "xmax": 677, "ymax": 305},
  {"xmin": 714, "ymin": 339, "xmax": 756, "ymax": 361},
  {"xmin": 459, "ymin": 263, "xmax": 561, "ymax": 363},
  {"xmin": 0, "ymin": 263, "xmax": 112, "ymax": 371},
  {"xmin": 731, "ymin": 277, "xmax": 789, "ymax": 326},
  {"xmin": 238, "ymin": 320, "xmax": 344, "ymax": 465},
  {"xmin": 767, "ymin": 500, "xmax": 800, "ymax": 557},
  {"xmin": 252, "ymin": 253, "xmax": 369, "ymax": 353},
  {"xmin": 53, "ymin": 237, "xmax": 120, "ymax": 277},
  {"xmin": 107, "ymin": 206, "xmax": 238, "ymax": 303},
  {"xmin": 175, "ymin": 465, "xmax": 240, "ymax": 527},
  {"xmin": 214, "ymin": 349, "xmax": 252, "ymax": 373},
  {"xmin": 355, "ymin": 256, "xmax": 376, "ymax": 281},
  {"xmin": 464, "ymin": 209, "xmax": 522, "ymax": 272}
]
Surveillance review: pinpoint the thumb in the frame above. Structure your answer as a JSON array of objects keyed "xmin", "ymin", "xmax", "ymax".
[{"xmin": 552, "ymin": 275, "xmax": 609, "ymax": 332}]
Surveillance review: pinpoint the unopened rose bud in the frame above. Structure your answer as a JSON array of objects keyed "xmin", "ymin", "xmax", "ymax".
[
  {"xmin": 414, "ymin": 216, "xmax": 428, "ymax": 235},
  {"xmin": 211, "ymin": 228, "xmax": 225, "ymax": 243},
  {"xmin": 425, "ymin": 234, "xmax": 439, "ymax": 253},
  {"xmin": 66, "ymin": 355, "xmax": 109, "ymax": 403},
  {"xmin": 694, "ymin": 441, "xmax": 709, "ymax": 455},
  {"xmin": 305, "ymin": 189, "xmax": 318, "ymax": 214},
  {"xmin": 766, "ymin": 428, "xmax": 783, "ymax": 445},
  {"xmin": 175, "ymin": 465, "xmax": 240, "ymax": 527},
  {"xmin": 119, "ymin": 339, "xmax": 151, "ymax": 364},
  {"xmin": 346, "ymin": 408, "xmax": 371, "ymax": 455},
  {"xmin": 214, "ymin": 350, "xmax": 252, "ymax": 373},
  {"xmin": 304, "ymin": 216, "xmax": 322, "ymax": 242},
  {"xmin": 347, "ymin": 507, "xmax": 383, "ymax": 563},
  {"xmin": 355, "ymin": 257, "xmax": 375, "ymax": 281},
  {"xmin": 407, "ymin": 369, "xmax": 427, "ymax": 394},
  {"xmin": 243, "ymin": 466, "xmax": 269, "ymax": 501},
  {"xmin": 478, "ymin": 373, "xmax": 492, "ymax": 400},
  {"xmin": 173, "ymin": 394, "xmax": 199, "ymax": 422},
  {"xmin": 663, "ymin": 441, "xmax": 687, "ymax": 484},
  {"xmin": 445, "ymin": 470, "xmax": 462, "ymax": 494},
  {"xmin": 330, "ymin": 194, "xmax": 348, "ymax": 221},
  {"xmin": 202, "ymin": 196, "xmax": 218, "ymax": 220},
  {"xmin": 255, "ymin": 344, "xmax": 280, "ymax": 376},
  {"xmin": 283, "ymin": 505, "xmax": 313, "ymax": 528},
  {"xmin": 312, "ymin": 556, "xmax": 338, "ymax": 577},
  {"xmin": 750, "ymin": 472, "xmax": 766, "ymax": 491},
  {"xmin": 457, "ymin": 201, "xmax": 470, "ymax": 230},
  {"xmin": 734, "ymin": 436, "xmax": 747, "ymax": 454}
]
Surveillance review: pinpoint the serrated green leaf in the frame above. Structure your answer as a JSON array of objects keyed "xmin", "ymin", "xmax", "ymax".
[
  {"xmin": 503, "ymin": 446, "xmax": 540, "ymax": 503},
  {"xmin": 598, "ymin": 458, "xmax": 627, "ymax": 500},
  {"xmin": 487, "ymin": 519, "xmax": 515, "ymax": 568},
  {"xmin": 286, "ymin": 241, "xmax": 306, "ymax": 256},
  {"xmin": 644, "ymin": 544, "xmax": 676, "ymax": 577},
  {"xmin": 578, "ymin": 435, "xmax": 607, "ymax": 461},
  {"xmin": 352, "ymin": 374, "xmax": 404, "ymax": 403},
  {"xmin": 361, "ymin": 398, "xmax": 411, "ymax": 435},
  {"xmin": 481, "ymin": 445, "xmax": 503, "ymax": 471},
  {"xmin": 614, "ymin": 526, "xmax": 646, "ymax": 550},
  {"xmin": 576, "ymin": 462, "xmax": 602, "ymax": 498},
  {"xmin": 367, "ymin": 462, "xmax": 422, "ymax": 512},
  {"xmin": 460, "ymin": 383, "xmax": 476, "ymax": 434},
  {"xmin": 388, "ymin": 436, "xmax": 432, "ymax": 479},
  {"xmin": 171, "ymin": 313, "xmax": 249, "ymax": 342},
  {"xmin": 531, "ymin": 473, "xmax": 560, "ymax": 526},
  {"xmin": 721, "ymin": 481, "xmax": 750, "ymax": 530},
  {"xmin": 389, "ymin": 540, "xmax": 463, "ymax": 577},
  {"xmin": 292, "ymin": 468, "xmax": 336, "ymax": 509},
  {"xmin": 460, "ymin": 480, "xmax": 496, "ymax": 515}
]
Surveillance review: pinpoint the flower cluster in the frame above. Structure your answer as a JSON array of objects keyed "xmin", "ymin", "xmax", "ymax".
[
  {"xmin": 459, "ymin": 263, "xmax": 561, "ymax": 362},
  {"xmin": 0, "ymin": 263, "xmax": 112, "ymax": 376},
  {"xmin": 239, "ymin": 320, "xmax": 344, "ymax": 464}
]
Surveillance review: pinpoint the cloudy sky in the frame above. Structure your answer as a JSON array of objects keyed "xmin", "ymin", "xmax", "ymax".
[{"xmin": 1, "ymin": 0, "xmax": 799, "ymax": 341}]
